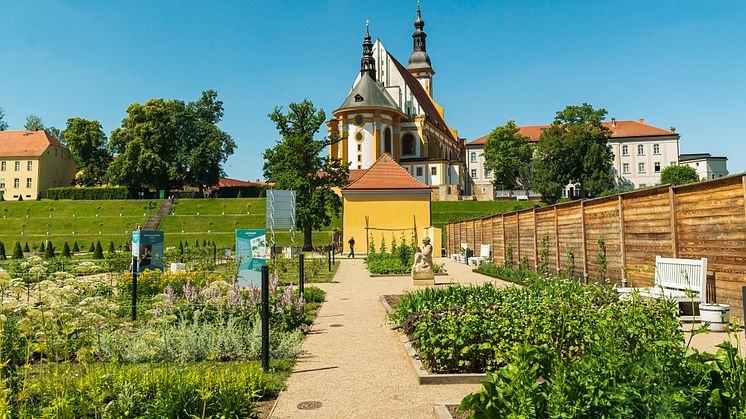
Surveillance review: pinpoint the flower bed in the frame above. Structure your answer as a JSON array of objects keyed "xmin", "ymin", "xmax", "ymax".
[{"xmin": 365, "ymin": 236, "xmax": 444, "ymax": 275}]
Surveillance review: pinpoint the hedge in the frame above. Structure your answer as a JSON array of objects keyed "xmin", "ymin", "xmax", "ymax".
[
  {"xmin": 218, "ymin": 186, "xmax": 265, "ymax": 198},
  {"xmin": 46, "ymin": 187, "xmax": 130, "ymax": 200}
]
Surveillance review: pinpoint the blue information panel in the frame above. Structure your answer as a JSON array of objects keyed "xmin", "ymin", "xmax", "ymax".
[
  {"xmin": 236, "ymin": 229, "xmax": 268, "ymax": 287},
  {"xmin": 132, "ymin": 230, "xmax": 165, "ymax": 272}
]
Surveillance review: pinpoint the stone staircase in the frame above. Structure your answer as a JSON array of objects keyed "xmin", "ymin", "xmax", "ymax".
[{"xmin": 143, "ymin": 200, "xmax": 173, "ymax": 230}]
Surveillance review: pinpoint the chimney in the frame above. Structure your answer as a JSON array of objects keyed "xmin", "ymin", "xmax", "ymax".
[
  {"xmin": 670, "ymin": 127, "xmax": 676, "ymax": 132},
  {"xmin": 611, "ymin": 117, "xmax": 617, "ymax": 127},
  {"xmin": 638, "ymin": 118, "xmax": 645, "ymax": 124}
]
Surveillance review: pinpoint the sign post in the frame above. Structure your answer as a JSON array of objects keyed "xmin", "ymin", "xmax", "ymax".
[
  {"xmin": 261, "ymin": 265, "xmax": 270, "ymax": 372},
  {"xmin": 236, "ymin": 229, "xmax": 268, "ymax": 287}
]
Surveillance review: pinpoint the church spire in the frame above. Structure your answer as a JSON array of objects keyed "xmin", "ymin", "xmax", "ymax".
[
  {"xmin": 408, "ymin": 0, "xmax": 432, "ymax": 71},
  {"xmin": 360, "ymin": 20, "xmax": 376, "ymax": 79}
]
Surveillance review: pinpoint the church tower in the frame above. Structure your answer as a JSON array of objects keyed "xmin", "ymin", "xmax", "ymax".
[{"xmin": 407, "ymin": 1, "xmax": 435, "ymax": 97}]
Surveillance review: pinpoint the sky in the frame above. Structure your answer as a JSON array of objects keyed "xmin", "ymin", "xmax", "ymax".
[{"xmin": 1, "ymin": 0, "xmax": 744, "ymax": 180}]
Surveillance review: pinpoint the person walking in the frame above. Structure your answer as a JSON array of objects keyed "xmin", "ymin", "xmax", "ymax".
[{"xmin": 347, "ymin": 236, "xmax": 355, "ymax": 258}]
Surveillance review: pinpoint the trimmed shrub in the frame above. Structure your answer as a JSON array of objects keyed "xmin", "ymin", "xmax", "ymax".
[
  {"xmin": 18, "ymin": 195, "xmax": 23, "ymax": 201},
  {"xmin": 23, "ymin": 242, "xmax": 30, "ymax": 253},
  {"xmin": 35, "ymin": 194, "xmax": 41, "ymax": 201},
  {"xmin": 0, "ymin": 242, "xmax": 6, "ymax": 260},
  {"xmin": 46, "ymin": 186, "xmax": 130, "ymax": 200},
  {"xmin": 92, "ymin": 241, "xmax": 104, "ymax": 259},
  {"xmin": 61, "ymin": 242, "xmax": 71, "ymax": 258},
  {"xmin": 43, "ymin": 242, "xmax": 55, "ymax": 258},
  {"xmin": 88, "ymin": 242, "xmax": 95, "ymax": 253},
  {"xmin": 218, "ymin": 185, "xmax": 264, "ymax": 198},
  {"xmin": 108, "ymin": 241, "xmax": 115, "ymax": 254},
  {"xmin": 179, "ymin": 241, "xmax": 184, "ymax": 254},
  {"xmin": 72, "ymin": 242, "xmax": 80, "ymax": 253},
  {"xmin": 12, "ymin": 242, "xmax": 23, "ymax": 259},
  {"xmin": 195, "ymin": 239, "xmax": 199, "ymax": 248},
  {"xmin": 39, "ymin": 242, "xmax": 45, "ymax": 253}
]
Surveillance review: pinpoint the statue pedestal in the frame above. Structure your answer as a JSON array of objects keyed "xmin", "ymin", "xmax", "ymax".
[{"xmin": 412, "ymin": 270, "xmax": 435, "ymax": 286}]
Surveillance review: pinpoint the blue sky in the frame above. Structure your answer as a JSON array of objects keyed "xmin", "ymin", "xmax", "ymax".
[{"xmin": 1, "ymin": 0, "xmax": 744, "ymax": 180}]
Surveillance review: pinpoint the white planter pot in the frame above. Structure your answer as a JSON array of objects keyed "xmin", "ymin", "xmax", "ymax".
[
  {"xmin": 700, "ymin": 303, "xmax": 730, "ymax": 332},
  {"xmin": 170, "ymin": 263, "xmax": 186, "ymax": 273}
]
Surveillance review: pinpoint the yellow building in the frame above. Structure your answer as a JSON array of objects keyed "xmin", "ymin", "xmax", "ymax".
[
  {"xmin": 342, "ymin": 154, "xmax": 440, "ymax": 256},
  {"xmin": 0, "ymin": 130, "xmax": 76, "ymax": 200}
]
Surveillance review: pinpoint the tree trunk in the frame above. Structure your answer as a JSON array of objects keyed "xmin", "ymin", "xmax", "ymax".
[{"xmin": 302, "ymin": 224, "xmax": 313, "ymax": 251}]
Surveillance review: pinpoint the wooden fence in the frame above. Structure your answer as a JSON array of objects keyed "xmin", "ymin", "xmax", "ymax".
[{"xmin": 446, "ymin": 175, "xmax": 746, "ymax": 318}]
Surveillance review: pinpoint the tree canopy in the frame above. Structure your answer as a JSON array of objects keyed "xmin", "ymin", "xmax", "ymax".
[
  {"xmin": 62, "ymin": 118, "xmax": 111, "ymax": 186},
  {"xmin": 0, "ymin": 107, "xmax": 8, "ymax": 131},
  {"xmin": 262, "ymin": 99, "xmax": 349, "ymax": 250},
  {"xmin": 107, "ymin": 90, "xmax": 236, "ymax": 192},
  {"xmin": 530, "ymin": 104, "xmax": 614, "ymax": 202},
  {"xmin": 660, "ymin": 165, "xmax": 700, "ymax": 185},
  {"xmin": 24, "ymin": 115, "xmax": 44, "ymax": 131},
  {"xmin": 482, "ymin": 121, "xmax": 533, "ymax": 194}
]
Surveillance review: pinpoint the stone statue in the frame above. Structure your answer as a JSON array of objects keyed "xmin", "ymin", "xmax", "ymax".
[{"xmin": 412, "ymin": 236, "xmax": 435, "ymax": 285}]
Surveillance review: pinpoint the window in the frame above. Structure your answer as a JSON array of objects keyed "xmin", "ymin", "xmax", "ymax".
[
  {"xmin": 356, "ymin": 154, "xmax": 361, "ymax": 162},
  {"xmin": 638, "ymin": 162, "xmax": 645, "ymax": 173},
  {"xmin": 27, "ymin": 161, "xmax": 32, "ymax": 171},
  {"xmin": 0, "ymin": 179, "xmax": 4, "ymax": 188},
  {"xmin": 470, "ymin": 169, "xmax": 478, "ymax": 179},
  {"xmin": 484, "ymin": 168, "xmax": 492, "ymax": 178},
  {"xmin": 26, "ymin": 178, "xmax": 31, "ymax": 188},
  {"xmin": 416, "ymin": 167, "xmax": 423, "ymax": 176},
  {"xmin": 621, "ymin": 145, "xmax": 629, "ymax": 156},
  {"xmin": 355, "ymin": 132, "xmax": 364, "ymax": 142},
  {"xmin": 14, "ymin": 161, "xmax": 20, "ymax": 171},
  {"xmin": 430, "ymin": 167, "xmax": 437, "ymax": 175},
  {"xmin": 622, "ymin": 163, "xmax": 630, "ymax": 174},
  {"xmin": 357, "ymin": 144, "xmax": 362, "ymax": 152},
  {"xmin": 653, "ymin": 144, "xmax": 660, "ymax": 155},
  {"xmin": 357, "ymin": 164, "xmax": 361, "ymax": 170},
  {"xmin": 402, "ymin": 134, "xmax": 415, "ymax": 155},
  {"xmin": 384, "ymin": 128, "xmax": 392, "ymax": 154},
  {"xmin": 13, "ymin": 179, "xmax": 19, "ymax": 188},
  {"xmin": 637, "ymin": 144, "xmax": 644, "ymax": 156},
  {"xmin": 470, "ymin": 152, "xmax": 477, "ymax": 163},
  {"xmin": 654, "ymin": 162, "xmax": 661, "ymax": 173},
  {"xmin": 0, "ymin": 162, "xmax": 5, "ymax": 171},
  {"xmin": 354, "ymin": 115, "xmax": 364, "ymax": 125}
]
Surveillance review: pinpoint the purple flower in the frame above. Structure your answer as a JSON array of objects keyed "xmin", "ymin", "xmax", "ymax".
[
  {"xmin": 184, "ymin": 280, "xmax": 198, "ymax": 304},
  {"xmin": 165, "ymin": 285, "xmax": 176, "ymax": 306},
  {"xmin": 228, "ymin": 281, "xmax": 242, "ymax": 309},
  {"xmin": 281, "ymin": 283, "xmax": 294, "ymax": 308}
]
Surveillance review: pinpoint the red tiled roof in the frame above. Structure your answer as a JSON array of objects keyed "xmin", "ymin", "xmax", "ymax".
[
  {"xmin": 388, "ymin": 54, "xmax": 457, "ymax": 143},
  {"xmin": 348, "ymin": 169, "xmax": 365, "ymax": 183},
  {"xmin": 217, "ymin": 178, "xmax": 261, "ymax": 187},
  {"xmin": 468, "ymin": 120, "xmax": 678, "ymax": 145},
  {"xmin": 0, "ymin": 130, "xmax": 65, "ymax": 157},
  {"xmin": 343, "ymin": 154, "xmax": 430, "ymax": 191}
]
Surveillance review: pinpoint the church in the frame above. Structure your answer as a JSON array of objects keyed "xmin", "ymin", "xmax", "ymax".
[{"xmin": 327, "ymin": 4, "xmax": 465, "ymax": 200}]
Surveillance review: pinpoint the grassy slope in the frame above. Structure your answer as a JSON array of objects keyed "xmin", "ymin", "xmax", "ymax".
[{"xmin": 431, "ymin": 200, "xmax": 539, "ymax": 229}]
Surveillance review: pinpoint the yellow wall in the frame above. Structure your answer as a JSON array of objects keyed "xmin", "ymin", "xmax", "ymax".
[
  {"xmin": 342, "ymin": 192, "xmax": 441, "ymax": 256},
  {"xmin": 38, "ymin": 145, "xmax": 77, "ymax": 197}
]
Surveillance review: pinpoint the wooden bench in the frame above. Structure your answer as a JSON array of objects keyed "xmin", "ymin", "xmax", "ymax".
[{"xmin": 618, "ymin": 256, "xmax": 708, "ymax": 321}]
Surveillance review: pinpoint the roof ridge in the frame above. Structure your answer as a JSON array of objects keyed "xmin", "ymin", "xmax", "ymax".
[{"xmin": 343, "ymin": 153, "xmax": 430, "ymax": 190}]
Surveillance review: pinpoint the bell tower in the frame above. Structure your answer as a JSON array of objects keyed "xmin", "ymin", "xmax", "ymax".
[{"xmin": 407, "ymin": 1, "xmax": 435, "ymax": 97}]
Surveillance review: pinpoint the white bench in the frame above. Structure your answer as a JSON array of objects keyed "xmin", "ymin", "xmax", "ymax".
[
  {"xmin": 618, "ymin": 256, "xmax": 707, "ymax": 321},
  {"xmin": 458, "ymin": 242, "xmax": 469, "ymax": 264},
  {"xmin": 468, "ymin": 244, "xmax": 491, "ymax": 266}
]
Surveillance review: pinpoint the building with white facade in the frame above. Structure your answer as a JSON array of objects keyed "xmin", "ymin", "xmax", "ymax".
[
  {"xmin": 679, "ymin": 153, "xmax": 729, "ymax": 180},
  {"xmin": 466, "ymin": 119, "xmax": 681, "ymax": 199},
  {"xmin": 327, "ymin": 6, "xmax": 465, "ymax": 200}
]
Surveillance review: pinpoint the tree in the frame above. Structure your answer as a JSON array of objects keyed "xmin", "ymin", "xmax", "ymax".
[
  {"xmin": 62, "ymin": 242, "xmax": 71, "ymax": 258},
  {"xmin": 39, "ymin": 242, "xmax": 45, "ymax": 253},
  {"xmin": 62, "ymin": 118, "xmax": 111, "ymax": 186},
  {"xmin": 72, "ymin": 242, "xmax": 79, "ymax": 253},
  {"xmin": 108, "ymin": 241, "xmax": 115, "ymax": 254},
  {"xmin": 46, "ymin": 126, "xmax": 62, "ymax": 141},
  {"xmin": 482, "ymin": 121, "xmax": 533, "ymax": 195},
  {"xmin": 660, "ymin": 165, "xmax": 699, "ymax": 186},
  {"xmin": 12, "ymin": 242, "xmax": 23, "ymax": 259},
  {"xmin": 107, "ymin": 90, "xmax": 236, "ymax": 192},
  {"xmin": 0, "ymin": 242, "xmax": 5, "ymax": 260},
  {"xmin": 530, "ymin": 103, "xmax": 614, "ymax": 202},
  {"xmin": 0, "ymin": 107, "xmax": 8, "ymax": 131},
  {"xmin": 44, "ymin": 241, "xmax": 55, "ymax": 258},
  {"xmin": 23, "ymin": 242, "xmax": 30, "ymax": 252},
  {"xmin": 24, "ymin": 115, "xmax": 45, "ymax": 131},
  {"xmin": 92, "ymin": 241, "xmax": 104, "ymax": 259},
  {"xmin": 89, "ymin": 242, "xmax": 95, "ymax": 253},
  {"xmin": 263, "ymin": 99, "xmax": 349, "ymax": 250}
]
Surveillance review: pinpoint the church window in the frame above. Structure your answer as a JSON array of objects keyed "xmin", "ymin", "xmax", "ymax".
[
  {"xmin": 355, "ymin": 132, "xmax": 364, "ymax": 142},
  {"xmin": 384, "ymin": 128, "xmax": 392, "ymax": 154},
  {"xmin": 354, "ymin": 115, "xmax": 364, "ymax": 125},
  {"xmin": 402, "ymin": 134, "xmax": 415, "ymax": 155}
]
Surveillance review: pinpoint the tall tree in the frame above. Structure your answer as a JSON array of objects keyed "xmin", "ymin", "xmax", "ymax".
[
  {"xmin": 482, "ymin": 121, "xmax": 533, "ymax": 195},
  {"xmin": 62, "ymin": 118, "xmax": 111, "ymax": 186},
  {"xmin": 107, "ymin": 90, "xmax": 235, "ymax": 191},
  {"xmin": 530, "ymin": 103, "xmax": 614, "ymax": 202},
  {"xmin": 263, "ymin": 100, "xmax": 349, "ymax": 250},
  {"xmin": 0, "ymin": 107, "xmax": 8, "ymax": 130},
  {"xmin": 24, "ymin": 115, "xmax": 45, "ymax": 131},
  {"xmin": 660, "ymin": 165, "xmax": 699, "ymax": 185}
]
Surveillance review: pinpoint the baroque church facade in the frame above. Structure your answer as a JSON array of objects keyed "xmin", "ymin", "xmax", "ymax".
[{"xmin": 327, "ymin": 5, "xmax": 465, "ymax": 200}]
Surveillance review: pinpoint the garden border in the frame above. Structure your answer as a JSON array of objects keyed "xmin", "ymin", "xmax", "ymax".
[
  {"xmin": 380, "ymin": 295, "xmax": 487, "ymax": 385},
  {"xmin": 370, "ymin": 272, "xmax": 448, "ymax": 278},
  {"xmin": 432, "ymin": 403, "xmax": 460, "ymax": 419}
]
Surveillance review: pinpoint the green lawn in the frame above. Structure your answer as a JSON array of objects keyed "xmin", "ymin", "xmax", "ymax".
[{"xmin": 431, "ymin": 200, "xmax": 540, "ymax": 229}]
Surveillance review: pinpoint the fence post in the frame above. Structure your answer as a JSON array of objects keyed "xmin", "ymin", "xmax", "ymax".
[
  {"xmin": 131, "ymin": 256, "xmax": 138, "ymax": 321},
  {"xmin": 669, "ymin": 186, "xmax": 679, "ymax": 258},
  {"xmin": 554, "ymin": 206, "xmax": 560, "ymax": 273},
  {"xmin": 580, "ymin": 201, "xmax": 588, "ymax": 284},
  {"xmin": 618, "ymin": 195, "xmax": 627, "ymax": 286},
  {"xmin": 328, "ymin": 246, "xmax": 332, "ymax": 272},
  {"xmin": 261, "ymin": 265, "xmax": 270, "ymax": 372},
  {"xmin": 516, "ymin": 213, "xmax": 521, "ymax": 263},
  {"xmin": 501, "ymin": 214, "xmax": 506, "ymax": 264},
  {"xmin": 299, "ymin": 253, "xmax": 305, "ymax": 298},
  {"xmin": 533, "ymin": 208, "xmax": 538, "ymax": 270}
]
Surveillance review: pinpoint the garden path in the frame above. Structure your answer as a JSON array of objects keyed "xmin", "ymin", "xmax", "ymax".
[{"xmin": 270, "ymin": 257, "xmax": 511, "ymax": 419}]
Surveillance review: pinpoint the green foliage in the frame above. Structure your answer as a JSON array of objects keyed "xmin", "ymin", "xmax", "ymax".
[
  {"xmin": 505, "ymin": 244, "xmax": 514, "ymax": 268},
  {"xmin": 61, "ymin": 241, "xmax": 71, "ymax": 258},
  {"xmin": 43, "ymin": 241, "xmax": 55, "ymax": 258},
  {"xmin": 93, "ymin": 240, "xmax": 104, "ymax": 259},
  {"xmin": 62, "ymin": 117, "xmax": 111, "ymax": 186},
  {"xmin": 72, "ymin": 241, "xmax": 79, "ymax": 252},
  {"xmin": 235, "ymin": 189, "xmax": 243, "ymax": 198},
  {"xmin": 0, "ymin": 242, "xmax": 5, "ymax": 260},
  {"xmin": 17, "ymin": 195, "xmax": 22, "ymax": 202},
  {"xmin": 301, "ymin": 286, "xmax": 326, "ymax": 303},
  {"xmin": 0, "ymin": 106, "xmax": 8, "ymax": 131},
  {"xmin": 220, "ymin": 186, "xmax": 264, "ymax": 198},
  {"xmin": 519, "ymin": 255, "xmax": 529, "ymax": 270},
  {"xmin": 12, "ymin": 242, "xmax": 23, "ymax": 259},
  {"xmin": 566, "ymin": 248, "xmax": 575, "ymax": 277},
  {"xmin": 482, "ymin": 120, "xmax": 533, "ymax": 192},
  {"xmin": 47, "ymin": 186, "xmax": 129, "ymax": 200},
  {"xmin": 538, "ymin": 234, "xmax": 549, "ymax": 273},
  {"xmin": 365, "ymin": 234, "xmax": 441, "ymax": 275},
  {"xmin": 108, "ymin": 90, "xmax": 236, "ymax": 191},
  {"xmin": 530, "ymin": 103, "xmax": 614, "ymax": 202},
  {"xmin": 24, "ymin": 114, "xmax": 45, "ymax": 131},
  {"xmin": 262, "ymin": 99, "xmax": 349, "ymax": 250},
  {"xmin": 39, "ymin": 241, "xmax": 45, "ymax": 253},
  {"xmin": 596, "ymin": 236, "xmax": 607, "ymax": 281},
  {"xmin": 474, "ymin": 262, "xmax": 542, "ymax": 286},
  {"xmin": 108, "ymin": 240, "xmax": 115, "ymax": 255},
  {"xmin": 661, "ymin": 164, "xmax": 700, "ymax": 186},
  {"xmin": 88, "ymin": 241, "xmax": 95, "ymax": 253}
]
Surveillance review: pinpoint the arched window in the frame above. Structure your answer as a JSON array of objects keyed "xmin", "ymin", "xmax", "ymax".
[
  {"xmin": 402, "ymin": 133, "xmax": 416, "ymax": 155},
  {"xmin": 384, "ymin": 128, "xmax": 392, "ymax": 154}
]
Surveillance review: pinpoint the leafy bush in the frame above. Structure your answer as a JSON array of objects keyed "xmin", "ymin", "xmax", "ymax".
[
  {"xmin": 93, "ymin": 240, "xmax": 104, "ymax": 259},
  {"xmin": 301, "ymin": 286, "xmax": 326, "ymax": 304},
  {"xmin": 474, "ymin": 262, "xmax": 542, "ymax": 285},
  {"xmin": 46, "ymin": 186, "xmax": 130, "ymax": 200},
  {"xmin": 12, "ymin": 242, "xmax": 22, "ymax": 259}
]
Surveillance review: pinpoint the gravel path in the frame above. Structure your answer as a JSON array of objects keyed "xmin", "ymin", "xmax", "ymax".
[{"xmin": 270, "ymin": 258, "xmax": 512, "ymax": 419}]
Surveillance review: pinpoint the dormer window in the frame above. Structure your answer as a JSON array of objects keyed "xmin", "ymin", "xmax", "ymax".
[{"xmin": 354, "ymin": 94, "xmax": 364, "ymax": 103}]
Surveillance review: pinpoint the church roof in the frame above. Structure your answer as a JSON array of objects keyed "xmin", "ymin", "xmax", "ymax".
[
  {"xmin": 336, "ymin": 73, "xmax": 403, "ymax": 114},
  {"xmin": 0, "ymin": 130, "xmax": 66, "ymax": 157},
  {"xmin": 468, "ymin": 120, "xmax": 679, "ymax": 145},
  {"xmin": 343, "ymin": 153, "xmax": 430, "ymax": 191},
  {"xmin": 388, "ymin": 54, "xmax": 456, "ymax": 143}
]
